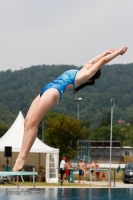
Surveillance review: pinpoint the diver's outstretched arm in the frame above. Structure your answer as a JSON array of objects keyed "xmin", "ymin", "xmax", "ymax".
[
  {"xmin": 76, "ymin": 47, "xmax": 128, "ymax": 84},
  {"xmin": 86, "ymin": 47, "xmax": 128, "ymax": 78},
  {"xmin": 88, "ymin": 49, "xmax": 117, "ymax": 65}
]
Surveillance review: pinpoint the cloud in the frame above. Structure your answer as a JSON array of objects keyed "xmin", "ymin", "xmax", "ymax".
[{"xmin": 0, "ymin": 0, "xmax": 132, "ymax": 71}]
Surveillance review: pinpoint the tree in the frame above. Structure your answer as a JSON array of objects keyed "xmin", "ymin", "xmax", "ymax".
[
  {"xmin": 129, "ymin": 116, "xmax": 133, "ymax": 126},
  {"xmin": 89, "ymin": 126, "xmax": 111, "ymax": 140},
  {"xmin": 88, "ymin": 124, "xmax": 122, "ymax": 141},
  {"xmin": 81, "ymin": 119, "xmax": 91, "ymax": 139},
  {"xmin": 99, "ymin": 112, "xmax": 111, "ymax": 127},
  {"xmin": 44, "ymin": 113, "xmax": 87, "ymax": 160},
  {"xmin": 0, "ymin": 122, "xmax": 9, "ymax": 137}
]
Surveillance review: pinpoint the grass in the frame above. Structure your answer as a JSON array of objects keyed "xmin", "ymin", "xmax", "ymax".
[
  {"xmin": 71, "ymin": 168, "xmax": 123, "ymax": 181},
  {"xmin": 0, "ymin": 169, "xmax": 123, "ymax": 187}
]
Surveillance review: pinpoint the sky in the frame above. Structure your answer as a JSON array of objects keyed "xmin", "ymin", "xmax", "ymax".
[{"xmin": 0, "ymin": 0, "xmax": 133, "ymax": 71}]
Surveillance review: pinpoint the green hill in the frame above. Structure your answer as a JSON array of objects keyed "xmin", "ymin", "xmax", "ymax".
[{"xmin": 0, "ymin": 63, "xmax": 133, "ymax": 127}]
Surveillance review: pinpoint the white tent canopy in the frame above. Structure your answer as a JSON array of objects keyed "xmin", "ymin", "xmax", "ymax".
[{"xmin": 0, "ymin": 111, "xmax": 59, "ymax": 183}]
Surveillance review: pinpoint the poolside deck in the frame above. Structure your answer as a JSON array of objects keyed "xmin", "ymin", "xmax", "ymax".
[{"xmin": 0, "ymin": 181, "xmax": 133, "ymax": 188}]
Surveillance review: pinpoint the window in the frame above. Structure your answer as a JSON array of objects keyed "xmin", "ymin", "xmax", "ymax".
[{"xmin": 125, "ymin": 151, "xmax": 129, "ymax": 156}]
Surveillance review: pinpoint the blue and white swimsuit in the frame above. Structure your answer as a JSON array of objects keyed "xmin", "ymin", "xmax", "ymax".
[{"xmin": 40, "ymin": 69, "xmax": 78, "ymax": 100}]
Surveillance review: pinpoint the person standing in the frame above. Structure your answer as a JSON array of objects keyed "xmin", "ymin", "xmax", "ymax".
[
  {"xmin": 78, "ymin": 159, "xmax": 85, "ymax": 183},
  {"xmin": 65, "ymin": 160, "xmax": 72, "ymax": 182},
  {"xmin": 88, "ymin": 162, "xmax": 95, "ymax": 181},
  {"xmin": 83, "ymin": 161, "xmax": 87, "ymax": 182},
  {"xmin": 59, "ymin": 157, "xmax": 66, "ymax": 183},
  {"xmin": 95, "ymin": 161, "xmax": 100, "ymax": 181},
  {"xmin": 5, "ymin": 160, "xmax": 11, "ymax": 171},
  {"xmin": 4, "ymin": 160, "xmax": 11, "ymax": 184}
]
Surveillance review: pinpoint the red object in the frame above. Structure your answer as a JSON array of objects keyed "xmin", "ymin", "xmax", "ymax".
[
  {"xmin": 96, "ymin": 172, "xmax": 100, "ymax": 175},
  {"xmin": 66, "ymin": 169, "xmax": 70, "ymax": 175}
]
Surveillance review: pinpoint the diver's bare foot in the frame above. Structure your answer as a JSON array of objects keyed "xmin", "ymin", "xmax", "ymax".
[
  {"xmin": 119, "ymin": 47, "xmax": 128, "ymax": 55},
  {"xmin": 12, "ymin": 156, "xmax": 27, "ymax": 171}
]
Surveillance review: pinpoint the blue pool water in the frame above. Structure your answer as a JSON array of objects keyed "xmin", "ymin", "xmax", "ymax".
[{"xmin": 0, "ymin": 188, "xmax": 133, "ymax": 200}]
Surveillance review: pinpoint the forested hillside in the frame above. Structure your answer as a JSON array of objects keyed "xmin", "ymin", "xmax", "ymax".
[{"xmin": 0, "ymin": 63, "xmax": 133, "ymax": 127}]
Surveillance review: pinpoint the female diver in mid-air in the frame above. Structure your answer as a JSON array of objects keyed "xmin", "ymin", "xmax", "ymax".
[{"xmin": 12, "ymin": 46, "xmax": 128, "ymax": 171}]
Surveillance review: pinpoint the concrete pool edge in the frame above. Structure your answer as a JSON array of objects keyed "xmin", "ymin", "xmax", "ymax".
[{"xmin": 0, "ymin": 181, "xmax": 133, "ymax": 189}]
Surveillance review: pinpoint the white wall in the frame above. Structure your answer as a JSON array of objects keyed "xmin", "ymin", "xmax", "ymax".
[
  {"xmin": 121, "ymin": 148, "xmax": 133, "ymax": 156},
  {"xmin": 0, "ymin": 152, "xmax": 46, "ymax": 172}
]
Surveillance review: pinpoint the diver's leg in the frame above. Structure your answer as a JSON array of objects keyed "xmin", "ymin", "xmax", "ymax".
[{"xmin": 13, "ymin": 89, "xmax": 59, "ymax": 171}]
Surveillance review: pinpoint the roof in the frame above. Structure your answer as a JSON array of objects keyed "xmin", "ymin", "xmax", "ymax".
[
  {"xmin": 117, "ymin": 120, "xmax": 125, "ymax": 124},
  {"xmin": 0, "ymin": 111, "xmax": 59, "ymax": 153},
  {"xmin": 89, "ymin": 140, "xmax": 122, "ymax": 148},
  {"xmin": 123, "ymin": 146, "xmax": 131, "ymax": 148}
]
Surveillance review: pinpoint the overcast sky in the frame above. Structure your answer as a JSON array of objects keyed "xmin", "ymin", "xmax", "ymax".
[{"xmin": 0, "ymin": 0, "xmax": 132, "ymax": 71}]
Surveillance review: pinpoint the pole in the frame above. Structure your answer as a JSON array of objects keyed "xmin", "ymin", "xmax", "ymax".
[
  {"xmin": 114, "ymin": 170, "xmax": 116, "ymax": 187},
  {"xmin": 33, "ymin": 167, "xmax": 35, "ymax": 188},
  {"xmin": 109, "ymin": 98, "xmax": 115, "ymax": 187},
  {"xmin": 77, "ymin": 102, "xmax": 79, "ymax": 119},
  {"xmin": 42, "ymin": 121, "xmax": 44, "ymax": 142},
  {"xmin": 76, "ymin": 97, "xmax": 82, "ymax": 120}
]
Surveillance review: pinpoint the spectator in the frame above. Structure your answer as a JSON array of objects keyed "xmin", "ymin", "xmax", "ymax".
[
  {"xmin": 2, "ymin": 164, "xmax": 5, "ymax": 171},
  {"xmin": 59, "ymin": 157, "xmax": 66, "ymax": 182},
  {"xmin": 100, "ymin": 172, "xmax": 107, "ymax": 180},
  {"xmin": 5, "ymin": 160, "xmax": 11, "ymax": 171},
  {"xmin": 88, "ymin": 162, "xmax": 95, "ymax": 181},
  {"xmin": 65, "ymin": 160, "xmax": 72, "ymax": 182},
  {"xmin": 78, "ymin": 159, "xmax": 85, "ymax": 183},
  {"xmin": 83, "ymin": 161, "xmax": 87, "ymax": 181},
  {"xmin": 95, "ymin": 161, "xmax": 100, "ymax": 181}
]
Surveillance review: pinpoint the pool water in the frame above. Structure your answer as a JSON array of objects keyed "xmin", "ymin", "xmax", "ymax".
[{"xmin": 0, "ymin": 188, "xmax": 133, "ymax": 200}]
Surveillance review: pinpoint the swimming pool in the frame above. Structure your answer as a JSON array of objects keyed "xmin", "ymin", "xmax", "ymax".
[{"xmin": 0, "ymin": 188, "xmax": 133, "ymax": 200}]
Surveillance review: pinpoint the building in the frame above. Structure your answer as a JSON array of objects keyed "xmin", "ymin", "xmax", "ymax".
[
  {"xmin": 89, "ymin": 140, "xmax": 122, "ymax": 164},
  {"xmin": 71, "ymin": 140, "xmax": 133, "ymax": 165},
  {"xmin": 117, "ymin": 120, "xmax": 126, "ymax": 125}
]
